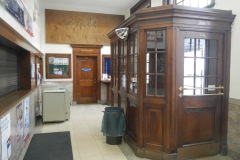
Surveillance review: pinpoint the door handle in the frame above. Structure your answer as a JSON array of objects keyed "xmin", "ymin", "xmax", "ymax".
[
  {"xmin": 178, "ymin": 86, "xmax": 224, "ymax": 98},
  {"xmin": 179, "ymin": 86, "xmax": 224, "ymax": 90}
]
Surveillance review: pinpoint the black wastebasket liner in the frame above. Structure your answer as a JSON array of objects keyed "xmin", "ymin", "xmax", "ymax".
[{"xmin": 101, "ymin": 107, "xmax": 126, "ymax": 137}]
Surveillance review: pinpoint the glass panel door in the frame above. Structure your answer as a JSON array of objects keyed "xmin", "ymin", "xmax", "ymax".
[
  {"xmin": 182, "ymin": 38, "xmax": 221, "ymax": 96},
  {"xmin": 146, "ymin": 29, "xmax": 166, "ymax": 97},
  {"xmin": 177, "ymin": 31, "xmax": 224, "ymax": 151},
  {"xmin": 128, "ymin": 33, "xmax": 138, "ymax": 94}
]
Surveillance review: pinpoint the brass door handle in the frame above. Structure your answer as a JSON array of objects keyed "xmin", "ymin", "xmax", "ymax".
[{"xmin": 178, "ymin": 86, "xmax": 224, "ymax": 98}]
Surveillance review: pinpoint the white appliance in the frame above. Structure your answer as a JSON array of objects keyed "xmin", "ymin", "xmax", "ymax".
[{"xmin": 42, "ymin": 89, "xmax": 70, "ymax": 122}]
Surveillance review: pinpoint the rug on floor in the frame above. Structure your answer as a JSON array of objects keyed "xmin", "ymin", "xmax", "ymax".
[{"xmin": 23, "ymin": 131, "xmax": 73, "ymax": 160}]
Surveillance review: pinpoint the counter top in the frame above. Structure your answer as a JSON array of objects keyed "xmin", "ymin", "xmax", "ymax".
[{"xmin": 0, "ymin": 90, "xmax": 32, "ymax": 115}]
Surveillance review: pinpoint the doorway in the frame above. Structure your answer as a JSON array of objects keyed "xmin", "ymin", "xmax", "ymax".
[
  {"xmin": 72, "ymin": 44, "xmax": 102, "ymax": 104},
  {"xmin": 76, "ymin": 56, "xmax": 97, "ymax": 103},
  {"xmin": 176, "ymin": 31, "xmax": 224, "ymax": 158}
]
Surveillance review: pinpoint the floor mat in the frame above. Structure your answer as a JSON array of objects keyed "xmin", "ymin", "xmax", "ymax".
[{"xmin": 23, "ymin": 131, "xmax": 73, "ymax": 160}]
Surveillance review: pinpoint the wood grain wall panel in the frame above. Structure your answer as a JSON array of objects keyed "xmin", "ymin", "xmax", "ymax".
[
  {"xmin": 184, "ymin": 108, "xmax": 215, "ymax": 144},
  {"xmin": 128, "ymin": 105, "xmax": 139, "ymax": 142},
  {"xmin": 144, "ymin": 107, "xmax": 163, "ymax": 151},
  {"xmin": 45, "ymin": 9, "xmax": 124, "ymax": 45}
]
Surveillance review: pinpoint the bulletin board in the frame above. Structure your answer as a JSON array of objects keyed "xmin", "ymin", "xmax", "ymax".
[{"xmin": 45, "ymin": 54, "xmax": 71, "ymax": 78}]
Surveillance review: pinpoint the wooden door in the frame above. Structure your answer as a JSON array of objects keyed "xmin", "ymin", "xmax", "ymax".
[
  {"xmin": 176, "ymin": 31, "xmax": 225, "ymax": 159},
  {"xmin": 76, "ymin": 56, "xmax": 97, "ymax": 103}
]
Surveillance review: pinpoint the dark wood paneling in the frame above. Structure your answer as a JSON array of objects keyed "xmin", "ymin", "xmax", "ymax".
[
  {"xmin": 0, "ymin": 19, "xmax": 41, "ymax": 54},
  {"xmin": 19, "ymin": 51, "xmax": 31, "ymax": 90},
  {"xmin": 144, "ymin": 106, "xmax": 163, "ymax": 151},
  {"xmin": 130, "ymin": 0, "xmax": 151, "ymax": 15},
  {"xmin": 127, "ymin": 105, "xmax": 139, "ymax": 142},
  {"xmin": 184, "ymin": 108, "xmax": 215, "ymax": 144},
  {"xmin": 177, "ymin": 142, "xmax": 220, "ymax": 160}
]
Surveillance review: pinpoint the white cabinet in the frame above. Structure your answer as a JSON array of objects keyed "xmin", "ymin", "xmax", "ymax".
[{"xmin": 42, "ymin": 89, "xmax": 70, "ymax": 122}]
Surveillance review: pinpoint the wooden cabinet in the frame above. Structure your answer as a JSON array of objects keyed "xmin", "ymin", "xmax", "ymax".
[{"xmin": 108, "ymin": 5, "xmax": 235, "ymax": 160}]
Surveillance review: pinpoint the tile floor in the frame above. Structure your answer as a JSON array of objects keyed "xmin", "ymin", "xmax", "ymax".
[{"xmin": 41, "ymin": 104, "xmax": 237, "ymax": 160}]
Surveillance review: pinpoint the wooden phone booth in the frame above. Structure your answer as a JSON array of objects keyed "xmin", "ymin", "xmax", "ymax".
[{"xmin": 108, "ymin": 5, "xmax": 235, "ymax": 160}]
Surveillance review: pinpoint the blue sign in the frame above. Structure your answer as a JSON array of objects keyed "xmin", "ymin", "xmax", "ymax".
[
  {"xmin": 5, "ymin": 0, "xmax": 25, "ymax": 27},
  {"xmin": 82, "ymin": 68, "xmax": 91, "ymax": 72},
  {"xmin": 104, "ymin": 58, "xmax": 111, "ymax": 74}
]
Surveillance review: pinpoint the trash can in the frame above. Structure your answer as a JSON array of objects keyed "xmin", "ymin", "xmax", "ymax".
[{"xmin": 101, "ymin": 106, "xmax": 125, "ymax": 145}]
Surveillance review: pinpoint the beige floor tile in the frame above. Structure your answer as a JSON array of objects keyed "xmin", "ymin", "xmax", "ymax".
[
  {"xmin": 77, "ymin": 139, "xmax": 97, "ymax": 148},
  {"xmin": 72, "ymin": 148, "xmax": 80, "ymax": 160},
  {"xmin": 102, "ymin": 153, "xmax": 127, "ymax": 160},
  {"xmin": 78, "ymin": 145, "xmax": 102, "ymax": 157},
  {"xmin": 97, "ymin": 142, "xmax": 122, "ymax": 155},
  {"xmin": 79, "ymin": 155, "xmax": 104, "ymax": 160}
]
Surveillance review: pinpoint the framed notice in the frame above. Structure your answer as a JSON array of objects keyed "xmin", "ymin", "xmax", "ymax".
[
  {"xmin": 46, "ymin": 54, "xmax": 71, "ymax": 78},
  {"xmin": 102, "ymin": 55, "xmax": 111, "ymax": 75}
]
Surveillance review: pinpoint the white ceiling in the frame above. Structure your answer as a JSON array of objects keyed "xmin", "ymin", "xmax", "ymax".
[{"xmin": 41, "ymin": 0, "xmax": 140, "ymax": 15}]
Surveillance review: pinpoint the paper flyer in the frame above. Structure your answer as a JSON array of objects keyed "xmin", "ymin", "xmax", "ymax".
[{"xmin": 1, "ymin": 113, "xmax": 11, "ymax": 160}]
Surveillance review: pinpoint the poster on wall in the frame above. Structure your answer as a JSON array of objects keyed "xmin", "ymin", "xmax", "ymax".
[
  {"xmin": 16, "ymin": 102, "xmax": 23, "ymax": 142},
  {"xmin": 4, "ymin": 0, "xmax": 33, "ymax": 37},
  {"xmin": 1, "ymin": 113, "xmax": 11, "ymax": 160},
  {"xmin": 23, "ymin": 97, "xmax": 30, "ymax": 141},
  {"xmin": 4, "ymin": 0, "xmax": 25, "ymax": 26},
  {"xmin": 48, "ymin": 57, "xmax": 69, "ymax": 75},
  {"xmin": 104, "ymin": 57, "xmax": 111, "ymax": 75}
]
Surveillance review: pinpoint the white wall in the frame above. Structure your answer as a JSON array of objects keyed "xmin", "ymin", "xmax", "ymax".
[
  {"xmin": 213, "ymin": 0, "xmax": 240, "ymax": 99},
  {"xmin": 0, "ymin": 0, "xmax": 41, "ymax": 50}
]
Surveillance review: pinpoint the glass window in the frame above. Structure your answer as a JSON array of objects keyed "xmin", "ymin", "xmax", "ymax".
[
  {"xmin": 119, "ymin": 41, "xmax": 127, "ymax": 90},
  {"xmin": 164, "ymin": 0, "xmax": 215, "ymax": 8},
  {"xmin": 175, "ymin": 0, "xmax": 215, "ymax": 8},
  {"xmin": 183, "ymin": 38, "xmax": 218, "ymax": 95},
  {"xmin": 146, "ymin": 29, "xmax": 166, "ymax": 97},
  {"xmin": 112, "ymin": 43, "xmax": 118, "ymax": 88},
  {"xmin": 128, "ymin": 33, "xmax": 138, "ymax": 94}
]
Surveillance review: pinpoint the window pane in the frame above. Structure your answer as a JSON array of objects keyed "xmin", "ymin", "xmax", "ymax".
[
  {"xmin": 146, "ymin": 75, "xmax": 155, "ymax": 96},
  {"xmin": 129, "ymin": 32, "xmax": 138, "ymax": 94},
  {"xmin": 208, "ymin": 40, "xmax": 217, "ymax": 57},
  {"xmin": 157, "ymin": 53, "xmax": 165, "ymax": 73},
  {"xmin": 184, "ymin": 58, "xmax": 194, "ymax": 76},
  {"xmin": 134, "ymin": 34, "xmax": 138, "ymax": 53},
  {"xmin": 196, "ymin": 39, "xmax": 205, "ymax": 57},
  {"xmin": 175, "ymin": 0, "xmax": 214, "ymax": 8},
  {"xmin": 121, "ymin": 74, "xmax": 126, "ymax": 90},
  {"xmin": 184, "ymin": 77, "xmax": 194, "ymax": 88},
  {"xmin": 207, "ymin": 60, "xmax": 217, "ymax": 76},
  {"xmin": 147, "ymin": 31, "xmax": 155, "ymax": 52},
  {"xmin": 157, "ymin": 75, "xmax": 165, "ymax": 96},
  {"xmin": 196, "ymin": 58, "xmax": 205, "ymax": 76},
  {"xmin": 184, "ymin": 38, "xmax": 195, "ymax": 57},
  {"xmin": 183, "ymin": 37, "xmax": 218, "ymax": 96},
  {"xmin": 130, "ymin": 75, "xmax": 137, "ymax": 93},
  {"xmin": 157, "ymin": 30, "xmax": 166, "ymax": 50},
  {"xmin": 146, "ymin": 53, "xmax": 155, "ymax": 73},
  {"xmin": 199, "ymin": 0, "xmax": 208, "ymax": 8}
]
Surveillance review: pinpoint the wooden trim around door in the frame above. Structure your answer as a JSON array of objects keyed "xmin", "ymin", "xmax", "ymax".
[{"xmin": 71, "ymin": 44, "xmax": 103, "ymax": 103}]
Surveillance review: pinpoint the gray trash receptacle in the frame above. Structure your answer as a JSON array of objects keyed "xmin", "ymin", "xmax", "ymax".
[{"xmin": 101, "ymin": 106, "xmax": 125, "ymax": 145}]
